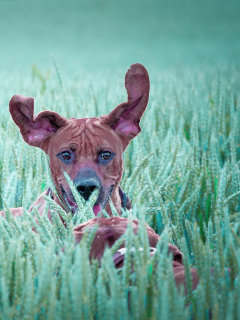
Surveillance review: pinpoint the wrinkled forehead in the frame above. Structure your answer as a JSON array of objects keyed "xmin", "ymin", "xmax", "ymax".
[{"xmin": 47, "ymin": 118, "xmax": 123, "ymax": 156}]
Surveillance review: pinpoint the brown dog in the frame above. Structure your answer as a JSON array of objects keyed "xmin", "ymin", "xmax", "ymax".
[
  {"xmin": 0, "ymin": 63, "xmax": 149, "ymax": 218},
  {"xmin": 0, "ymin": 64, "xmax": 200, "ymax": 292}
]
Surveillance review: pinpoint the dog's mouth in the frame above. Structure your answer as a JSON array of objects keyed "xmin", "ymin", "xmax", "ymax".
[{"xmin": 60, "ymin": 185, "xmax": 114, "ymax": 216}]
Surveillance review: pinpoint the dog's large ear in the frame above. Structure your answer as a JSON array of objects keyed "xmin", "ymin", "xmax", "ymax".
[
  {"xmin": 9, "ymin": 94, "xmax": 67, "ymax": 148},
  {"xmin": 101, "ymin": 63, "xmax": 149, "ymax": 141}
]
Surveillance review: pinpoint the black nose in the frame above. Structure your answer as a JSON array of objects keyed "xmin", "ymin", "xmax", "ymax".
[{"xmin": 76, "ymin": 178, "xmax": 99, "ymax": 201}]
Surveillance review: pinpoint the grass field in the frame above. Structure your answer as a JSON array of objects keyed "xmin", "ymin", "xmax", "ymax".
[{"xmin": 0, "ymin": 0, "xmax": 240, "ymax": 319}]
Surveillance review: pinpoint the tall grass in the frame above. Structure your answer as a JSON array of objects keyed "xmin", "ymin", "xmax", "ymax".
[{"xmin": 0, "ymin": 62, "xmax": 240, "ymax": 319}]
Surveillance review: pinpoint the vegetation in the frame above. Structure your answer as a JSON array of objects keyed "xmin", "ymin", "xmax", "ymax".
[
  {"xmin": 0, "ymin": 0, "xmax": 240, "ymax": 318},
  {"xmin": 0, "ymin": 61, "xmax": 240, "ymax": 319}
]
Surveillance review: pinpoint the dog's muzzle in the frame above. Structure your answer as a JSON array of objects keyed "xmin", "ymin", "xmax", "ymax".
[
  {"xmin": 60, "ymin": 168, "xmax": 115, "ymax": 216},
  {"xmin": 59, "ymin": 168, "xmax": 131, "ymax": 216},
  {"xmin": 60, "ymin": 183, "xmax": 113, "ymax": 216},
  {"xmin": 75, "ymin": 178, "xmax": 100, "ymax": 201}
]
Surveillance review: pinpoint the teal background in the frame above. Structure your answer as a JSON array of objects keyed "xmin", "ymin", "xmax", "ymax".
[{"xmin": 0, "ymin": 0, "xmax": 239, "ymax": 78}]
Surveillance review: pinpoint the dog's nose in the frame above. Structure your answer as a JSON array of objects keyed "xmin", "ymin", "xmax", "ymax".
[{"xmin": 76, "ymin": 178, "xmax": 99, "ymax": 201}]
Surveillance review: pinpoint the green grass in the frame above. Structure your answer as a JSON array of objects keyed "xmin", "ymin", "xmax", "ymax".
[
  {"xmin": 0, "ymin": 60, "xmax": 240, "ymax": 319},
  {"xmin": 1, "ymin": 0, "xmax": 240, "ymax": 318}
]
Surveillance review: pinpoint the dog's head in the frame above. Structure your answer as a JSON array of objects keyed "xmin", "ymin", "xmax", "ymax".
[{"xmin": 9, "ymin": 63, "xmax": 149, "ymax": 214}]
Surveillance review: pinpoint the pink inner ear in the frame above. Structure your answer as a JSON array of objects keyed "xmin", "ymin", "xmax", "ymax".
[
  {"xmin": 27, "ymin": 128, "xmax": 55, "ymax": 143},
  {"xmin": 25, "ymin": 117, "xmax": 58, "ymax": 144},
  {"xmin": 113, "ymin": 118, "xmax": 139, "ymax": 136},
  {"xmin": 112, "ymin": 97, "xmax": 142, "ymax": 137}
]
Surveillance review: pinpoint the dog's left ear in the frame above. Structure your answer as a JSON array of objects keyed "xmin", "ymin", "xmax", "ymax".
[
  {"xmin": 101, "ymin": 63, "xmax": 150, "ymax": 142},
  {"xmin": 9, "ymin": 94, "xmax": 67, "ymax": 148}
]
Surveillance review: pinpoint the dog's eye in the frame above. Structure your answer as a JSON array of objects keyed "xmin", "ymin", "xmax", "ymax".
[
  {"xmin": 98, "ymin": 150, "xmax": 114, "ymax": 164},
  {"xmin": 101, "ymin": 151, "xmax": 111, "ymax": 160},
  {"xmin": 61, "ymin": 151, "xmax": 71, "ymax": 160}
]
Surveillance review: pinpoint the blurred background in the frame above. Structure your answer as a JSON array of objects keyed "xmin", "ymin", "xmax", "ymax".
[{"xmin": 0, "ymin": 0, "xmax": 239, "ymax": 80}]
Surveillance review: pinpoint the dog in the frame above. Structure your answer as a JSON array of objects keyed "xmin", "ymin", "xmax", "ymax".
[
  {"xmin": 0, "ymin": 63, "xmax": 149, "ymax": 218},
  {"xmin": 0, "ymin": 63, "xmax": 200, "ymax": 292}
]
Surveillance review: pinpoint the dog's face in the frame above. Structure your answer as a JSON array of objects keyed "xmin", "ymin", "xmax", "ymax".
[
  {"xmin": 45, "ymin": 117, "xmax": 125, "ymax": 214},
  {"xmin": 9, "ymin": 64, "xmax": 149, "ymax": 214}
]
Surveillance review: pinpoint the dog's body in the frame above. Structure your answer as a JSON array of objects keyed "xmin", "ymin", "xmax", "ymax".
[
  {"xmin": 73, "ymin": 217, "xmax": 199, "ymax": 292},
  {"xmin": 0, "ymin": 63, "xmax": 148, "ymax": 218}
]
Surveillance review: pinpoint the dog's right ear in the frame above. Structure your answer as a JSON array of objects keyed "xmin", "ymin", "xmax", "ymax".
[
  {"xmin": 101, "ymin": 63, "xmax": 150, "ymax": 144},
  {"xmin": 9, "ymin": 95, "xmax": 67, "ymax": 148}
]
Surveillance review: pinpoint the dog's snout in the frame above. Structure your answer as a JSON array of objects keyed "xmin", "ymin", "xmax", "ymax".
[{"xmin": 76, "ymin": 179, "xmax": 99, "ymax": 201}]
